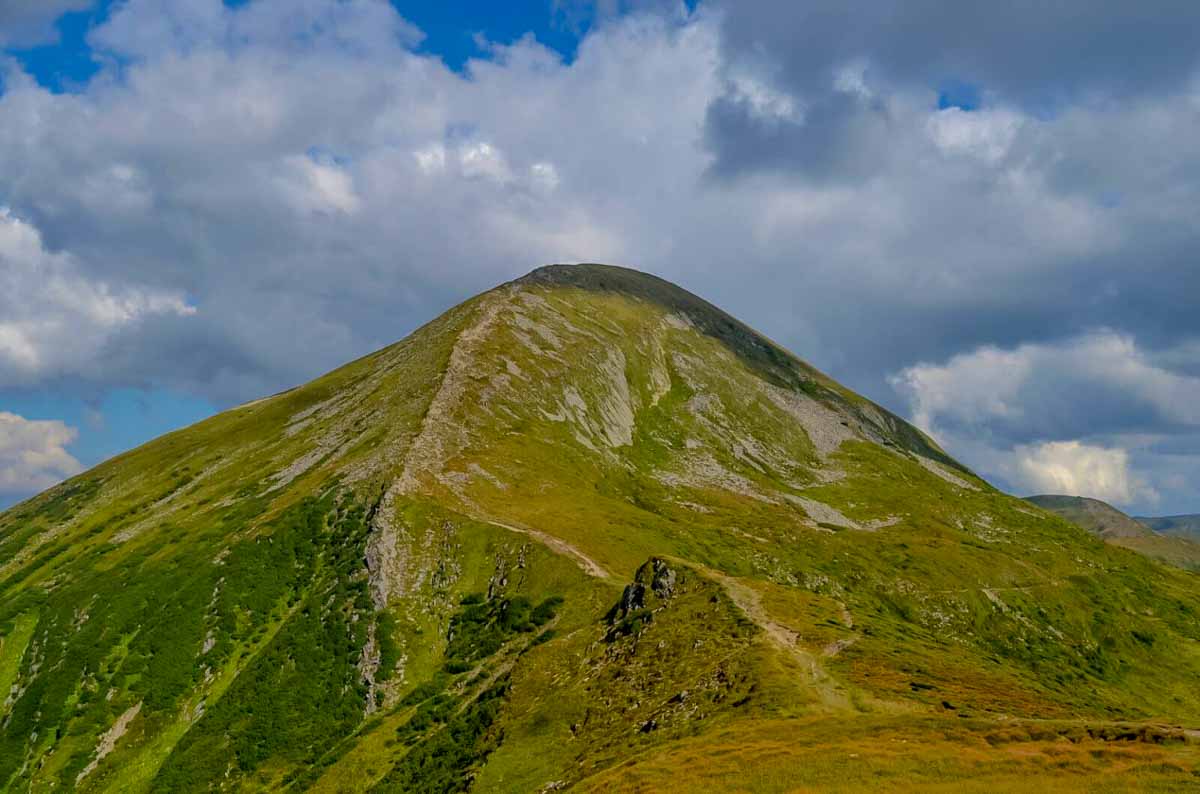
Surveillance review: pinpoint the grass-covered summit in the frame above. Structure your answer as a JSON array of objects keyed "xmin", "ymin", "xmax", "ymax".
[{"xmin": 3, "ymin": 263, "xmax": 1200, "ymax": 792}]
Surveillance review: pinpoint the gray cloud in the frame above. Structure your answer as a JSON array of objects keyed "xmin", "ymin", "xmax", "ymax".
[
  {"xmin": 712, "ymin": 0, "xmax": 1200, "ymax": 106},
  {"xmin": 0, "ymin": 0, "xmax": 92, "ymax": 47},
  {"xmin": 0, "ymin": 207, "xmax": 194, "ymax": 388},
  {"xmin": 705, "ymin": 77, "xmax": 893, "ymax": 182}
]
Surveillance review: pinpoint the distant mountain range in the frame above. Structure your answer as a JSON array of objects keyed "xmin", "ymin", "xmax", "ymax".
[
  {"xmin": 1136, "ymin": 514, "xmax": 1200, "ymax": 540},
  {"xmin": 1026, "ymin": 495, "xmax": 1200, "ymax": 572}
]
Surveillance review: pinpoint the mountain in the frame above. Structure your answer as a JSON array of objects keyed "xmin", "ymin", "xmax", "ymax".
[
  {"xmin": 1024, "ymin": 495, "xmax": 1155, "ymax": 541},
  {"xmin": 1027, "ymin": 495, "xmax": 1200, "ymax": 572},
  {"xmin": 1138, "ymin": 514, "xmax": 1200, "ymax": 541},
  {"xmin": 4, "ymin": 263, "xmax": 1200, "ymax": 792}
]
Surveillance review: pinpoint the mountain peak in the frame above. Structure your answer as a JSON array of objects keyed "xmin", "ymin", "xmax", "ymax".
[
  {"xmin": 516, "ymin": 262, "xmax": 673, "ymax": 290},
  {"xmin": 513, "ymin": 263, "xmax": 961, "ymax": 473}
]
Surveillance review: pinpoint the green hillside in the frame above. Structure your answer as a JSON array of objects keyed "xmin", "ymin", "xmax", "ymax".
[{"xmin": 3, "ymin": 264, "xmax": 1200, "ymax": 792}]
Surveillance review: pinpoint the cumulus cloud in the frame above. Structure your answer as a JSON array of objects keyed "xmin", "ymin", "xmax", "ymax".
[
  {"xmin": 0, "ymin": 0, "xmax": 709, "ymax": 400},
  {"xmin": 0, "ymin": 208, "xmax": 195, "ymax": 387},
  {"xmin": 892, "ymin": 331, "xmax": 1200, "ymax": 443},
  {"xmin": 3, "ymin": 0, "xmax": 1197, "ymax": 403},
  {"xmin": 926, "ymin": 107, "xmax": 1023, "ymax": 164},
  {"xmin": 1014, "ymin": 441, "xmax": 1155, "ymax": 505},
  {"xmin": 0, "ymin": 411, "xmax": 82, "ymax": 495},
  {"xmin": 892, "ymin": 331, "xmax": 1200, "ymax": 508},
  {"xmin": 277, "ymin": 154, "xmax": 361, "ymax": 215}
]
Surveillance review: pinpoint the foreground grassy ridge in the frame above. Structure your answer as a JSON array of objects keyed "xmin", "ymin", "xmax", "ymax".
[
  {"xmin": 577, "ymin": 715, "xmax": 1200, "ymax": 793},
  {"xmin": 1, "ymin": 264, "xmax": 1199, "ymax": 790}
]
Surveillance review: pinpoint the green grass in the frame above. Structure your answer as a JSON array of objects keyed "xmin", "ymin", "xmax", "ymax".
[{"xmin": 0, "ymin": 610, "xmax": 37, "ymax": 715}]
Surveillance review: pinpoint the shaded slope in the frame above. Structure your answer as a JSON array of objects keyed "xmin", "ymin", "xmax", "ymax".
[
  {"xmin": 1024, "ymin": 495, "xmax": 1156, "ymax": 541},
  {"xmin": 2, "ymin": 264, "xmax": 1200, "ymax": 792},
  {"xmin": 1139, "ymin": 514, "xmax": 1200, "ymax": 541}
]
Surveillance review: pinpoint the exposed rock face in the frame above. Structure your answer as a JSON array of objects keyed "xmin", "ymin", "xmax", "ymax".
[
  {"xmin": 76, "ymin": 702, "xmax": 142, "ymax": 784},
  {"xmin": 645, "ymin": 558, "xmax": 677, "ymax": 599},
  {"xmin": 617, "ymin": 581, "xmax": 646, "ymax": 618},
  {"xmin": 610, "ymin": 558, "xmax": 682, "ymax": 628}
]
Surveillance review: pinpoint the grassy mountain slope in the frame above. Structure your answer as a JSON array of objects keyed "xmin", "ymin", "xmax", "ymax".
[
  {"xmin": 1027, "ymin": 495, "xmax": 1200, "ymax": 573},
  {"xmin": 3, "ymin": 264, "xmax": 1200, "ymax": 791}
]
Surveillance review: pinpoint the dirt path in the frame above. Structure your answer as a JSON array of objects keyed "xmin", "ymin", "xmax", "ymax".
[
  {"xmin": 396, "ymin": 289, "xmax": 512, "ymax": 494},
  {"xmin": 686, "ymin": 562, "xmax": 853, "ymax": 711},
  {"xmin": 476, "ymin": 516, "xmax": 611, "ymax": 580},
  {"xmin": 929, "ymin": 582, "xmax": 1055, "ymax": 596},
  {"xmin": 366, "ymin": 291, "xmax": 513, "ymax": 608}
]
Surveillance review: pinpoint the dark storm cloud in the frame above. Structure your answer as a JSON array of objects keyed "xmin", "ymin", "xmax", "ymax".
[
  {"xmin": 704, "ymin": 1, "xmax": 1200, "ymax": 185},
  {"xmin": 713, "ymin": 0, "xmax": 1200, "ymax": 104},
  {"xmin": 704, "ymin": 82, "xmax": 892, "ymax": 182}
]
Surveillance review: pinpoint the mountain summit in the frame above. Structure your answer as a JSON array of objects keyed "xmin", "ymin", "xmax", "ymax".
[{"xmin": 4, "ymin": 264, "xmax": 1200, "ymax": 791}]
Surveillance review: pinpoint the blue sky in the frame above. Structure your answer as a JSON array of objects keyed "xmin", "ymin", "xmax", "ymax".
[
  {"xmin": 6, "ymin": 1, "xmax": 710, "ymax": 89},
  {"xmin": 3, "ymin": 0, "xmax": 1200, "ymax": 514},
  {"xmin": 9, "ymin": 1, "xmax": 601, "ymax": 92}
]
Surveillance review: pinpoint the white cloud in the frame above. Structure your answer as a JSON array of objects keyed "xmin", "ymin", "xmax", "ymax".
[
  {"xmin": 1014, "ymin": 440, "xmax": 1155, "ymax": 505},
  {"xmin": 891, "ymin": 331, "xmax": 1200, "ymax": 509},
  {"xmin": 926, "ymin": 106, "xmax": 1022, "ymax": 164},
  {"xmin": 891, "ymin": 331, "xmax": 1200, "ymax": 438},
  {"xmin": 458, "ymin": 141, "xmax": 512, "ymax": 183},
  {"xmin": 890, "ymin": 343, "xmax": 1032, "ymax": 435},
  {"xmin": 0, "ymin": 208, "xmax": 195, "ymax": 386},
  {"xmin": 278, "ymin": 154, "xmax": 361, "ymax": 215},
  {"xmin": 726, "ymin": 72, "xmax": 800, "ymax": 122},
  {"xmin": 0, "ymin": 411, "xmax": 82, "ymax": 495},
  {"xmin": 413, "ymin": 143, "xmax": 447, "ymax": 174}
]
